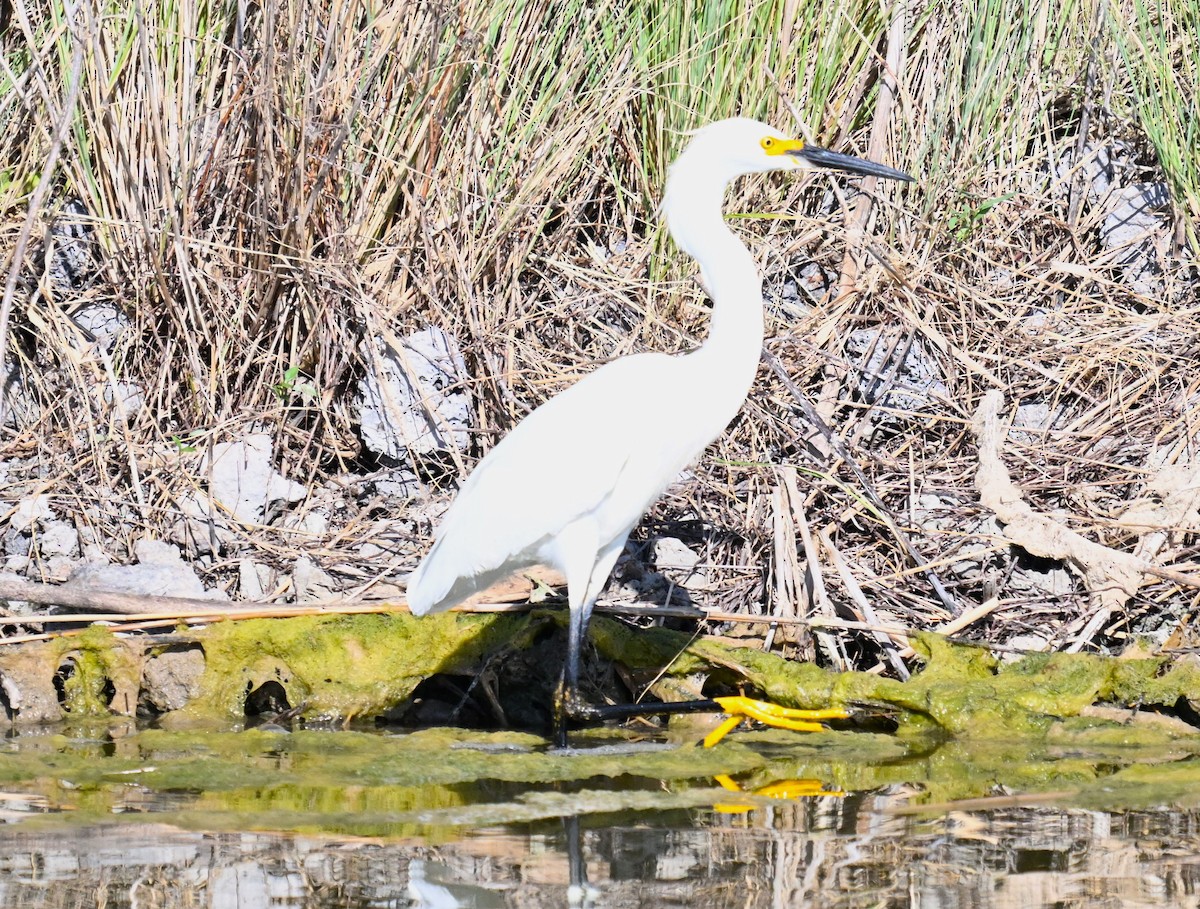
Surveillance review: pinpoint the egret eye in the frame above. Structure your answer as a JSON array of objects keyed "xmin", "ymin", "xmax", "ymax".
[{"xmin": 761, "ymin": 137, "xmax": 775, "ymax": 151}]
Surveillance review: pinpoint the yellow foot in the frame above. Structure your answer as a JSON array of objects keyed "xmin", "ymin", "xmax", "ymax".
[
  {"xmin": 713, "ymin": 773, "xmax": 845, "ymax": 807},
  {"xmin": 703, "ymin": 697, "xmax": 849, "ymax": 748}
]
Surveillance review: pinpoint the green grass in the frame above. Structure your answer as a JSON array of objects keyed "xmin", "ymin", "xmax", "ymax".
[{"xmin": 1111, "ymin": 0, "xmax": 1200, "ymax": 248}]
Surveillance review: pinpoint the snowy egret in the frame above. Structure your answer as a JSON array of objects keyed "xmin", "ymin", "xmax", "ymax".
[{"xmin": 407, "ymin": 118, "xmax": 912, "ymax": 745}]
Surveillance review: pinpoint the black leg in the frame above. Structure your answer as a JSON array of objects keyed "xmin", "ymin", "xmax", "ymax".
[{"xmin": 552, "ymin": 604, "xmax": 847, "ymax": 747}]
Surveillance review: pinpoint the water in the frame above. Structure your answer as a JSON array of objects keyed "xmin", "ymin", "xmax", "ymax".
[{"xmin": 0, "ymin": 723, "xmax": 1198, "ymax": 907}]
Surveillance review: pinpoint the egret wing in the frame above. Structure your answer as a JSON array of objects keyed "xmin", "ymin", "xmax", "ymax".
[{"xmin": 407, "ymin": 353, "xmax": 673, "ymax": 613}]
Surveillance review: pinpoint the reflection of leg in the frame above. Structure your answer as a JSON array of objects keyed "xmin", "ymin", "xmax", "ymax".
[{"xmin": 564, "ymin": 815, "xmax": 591, "ymax": 907}]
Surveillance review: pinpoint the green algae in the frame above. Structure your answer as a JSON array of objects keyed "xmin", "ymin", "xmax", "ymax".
[
  {"xmin": 5, "ymin": 610, "xmax": 1200, "ymax": 750},
  {"xmin": 173, "ymin": 611, "xmax": 542, "ymax": 722},
  {"xmin": 2, "ymin": 722, "xmax": 1200, "ymax": 839},
  {"xmin": 590, "ymin": 618, "xmax": 1200, "ymax": 743}
]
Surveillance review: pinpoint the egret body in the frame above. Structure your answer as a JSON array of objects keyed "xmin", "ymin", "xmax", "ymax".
[{"xmin": 407, "ymin": 118, "xmax": 911, "ymax": 742}]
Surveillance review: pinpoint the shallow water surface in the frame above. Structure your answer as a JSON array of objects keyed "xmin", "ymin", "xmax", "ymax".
[{"xmin": 1, "ymin": 724, "xmax": 1198, "ymax": 907}]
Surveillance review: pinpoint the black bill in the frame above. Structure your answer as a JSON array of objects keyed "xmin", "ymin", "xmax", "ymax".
[{"xmin": 790, "ymin": 144, "xmax": 914, "ymax": 182}]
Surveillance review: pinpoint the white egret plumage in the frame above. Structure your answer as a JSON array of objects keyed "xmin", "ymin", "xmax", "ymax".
[{"xmin": 407, "ymin": 118, "xmax": 912, "ymax": 745}]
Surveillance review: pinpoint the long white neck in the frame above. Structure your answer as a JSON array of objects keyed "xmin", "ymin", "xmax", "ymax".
[{"xmin": 662, "ymin": 163, "xmax": 765, "ymax": 405}]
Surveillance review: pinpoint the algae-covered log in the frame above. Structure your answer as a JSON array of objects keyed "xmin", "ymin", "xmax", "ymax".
[
  {"xmin": 0, "ymin": 613, "xmax": 1198, "ymax": 744},
  {"xmin": 586, "ymin": 618, "xmax": 1200, "ymax": 742},
  {"xmin": 0, "ymin": 614, "xmax": 539, "ymax": 726},
  {"xmin": 176, "ymin": 612, "xmax": 545, "ymax": 723}
]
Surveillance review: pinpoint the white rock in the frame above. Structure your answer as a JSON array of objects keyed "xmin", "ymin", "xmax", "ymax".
[
  {"xmin": 135, "ymin": 539, "xmax": 187, "ymax": 565},
  {"xmin": 46, "ymin": 199, "xmax": 97, "ymax": 299},
  {"xmin": 1011, "ymin": 401, "xmax": 1063, "ymax": 443},
  {"xmin": 652, "ymin": 537, "xmax": 714, "ymax": 590},
  {"xmin": 0, "ymin": 362, "xmax": 40, "ymax": 428},
  {"xmin": 11, "ymin": 494, "xmax": 52, "ymax": 532},
  {"xmin": 358, "ymin": 542, "xmax": 387, "ymax": 559},
  {"xmin": 73, "ymin": 301, "xmax": 130, "ymax": 346},
  {"xmin": 4, "ymin": 528, "xmax": 30, "ymax": 557},
  {"xmin": 0, "ymin": 570, "xmax": 33, "ymax": 613},
  {"xmin": 67, "ymin": 539, "xmax": 226, "ymax": 600},
  {"xmin": 653, "ymin": 537, "xmax": 700, "ymax": 571},
  {"xmin": 103, "ymin": 381, "xmax": 145, "ymax": 419},
  {"xmin": 292, "ymin": 556, "xmax": 337, "ymax": 601},
  {"xmin": 38, "ymin": 521, "xmax": 79, "ymax": 557},
  {"xmin": 375, "ymin": 472, "xmax": 422, "ymax": 500},
  {"xmin": 1050, "ymin": 141, "xmax": 1130, "ymax": 204},
  {"xmin": 44, "ymin": 555, "xmax": 79, "ymax": 582},
  {"xmin": 1100, "ymin": 183, "xmax": 1170, "ymax": 295},
  {"xmin": 203, "ymin": 432, "xmax": 307, "ymax": 524},
  {"xmin": 1006, "ymin": 634, "xmax": 1052, "ymax": 655},
  {"xmin": 282, "ymin": 510, "xmax": 329, "ymax": 535},
  {"xmin": 170, "ymin": 493, "xmax": 227, "ymax": 555},
  {"xmin": 239, "ymin": 559, "xmax": 264, "ymax": 599},
  {"xmin": 1101, "ymin": 183, "xmax": 1170, "ymax": 248},
  {"xmin": 1010, "ymin": 561, "xmax": 1074, "ymax": 597},
  {"xmin": 845, "ymin": 327, "xmax": 947, "ymax": 414},
  {"xmin": 357, "ymin": 328, "xmax": 472, "ymax": 459}
]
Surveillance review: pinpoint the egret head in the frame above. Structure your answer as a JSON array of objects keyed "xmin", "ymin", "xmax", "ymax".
[{"xmin": 676, "ymin": 117, "xmax": 913, "ymax": 185}]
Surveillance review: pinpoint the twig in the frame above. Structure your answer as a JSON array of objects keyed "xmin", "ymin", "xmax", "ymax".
[
  {"xmin": 818, "ymin": 528, "xmax": 911, "ymax": 680},
  {"xmin": 968, "ymin": 390, "xmax": 1200, "ymax": 652},
  {"xmin": 896, "ymin": 597, "xmax": 1002, "ymax": 660},
  {"xmin": 0, "ymin": 574, "xmax": 932, "ymax": 637},
  {"xmin": 836, "ymin": 0, "xmax": 909, "ymax": 297},
  {"xmin": 762, "ymin": 346, "xmax": 961, "ymax": 616}
]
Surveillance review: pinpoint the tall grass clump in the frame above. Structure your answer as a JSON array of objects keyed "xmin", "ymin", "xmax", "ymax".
[{"xmin": 1110, "ymin": 0, "xmax": 1200, "ymax": 248}]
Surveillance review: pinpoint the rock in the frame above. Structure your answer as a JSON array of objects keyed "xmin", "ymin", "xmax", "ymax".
[
  {"xmin": 1100, "ymin": 183, "xmax": 1171, "ymax": 295},
  {"xmin": 66, "ymin": 539, "xmax": 227, "ymax": 600},
  {"xmin": 102, "ymin": 380, "xmax": 145, "ymax": 419},
  {"xmin": 37, "ymin": 521, "xmax": 79, "ymax": 558},
  {"xmin": 1051, "ymin": 141, "xmax": 1131, "ymax": 204},
  {"xmin": 795, "ymin": 261, "xmax": 837, "ymax": 306},
  {"xmin": 43, "ymin": 555, "xmax": 78, "ymax": 583},
  {"xmin": 239, "ymin": 559, "xmax": 265, "ymax": 599},
  {"xmin": 651, "ymin": 537, "xmax": 715, "ymax": 591},
  {"xmin": 0, "ymin": 361, "xmax": 40, "ymax": 428},
  {"xmin": 73, "ymin": 302, "xmax": 131, "ymax": 347},
  {"xmin": 0, "ymin": 654, "xmax": 63, "ymax": 724},
  {"xmin": 357, "ymin": 328, "xmax": 472, "ymax": 460},
  {"xmin": 0, "ymin": 570, "xmax": 34, "ymax": 614},
  {"xmin": 204, "ymin": 432, "xmax": 307, "ymax": 524},
  {"xmin": 375, "ymin": 471, "xmax": 422, "ymax": 500},
  {"xmin": 282, "ymin": 510, "xmax": 329, "ymax": 535},
  {"xmin": 1010, "ymin": 401, "xmax": 1065, "ymax": 443},
  {"xmin": 358, "ymin": 542, "xmax": 387, "ymax": 559},
  {"xmin": 170, "ymin": 494, "xmax": 225, "ymax": 555},
  {"xmin": 653, "ymin": 537, "xmax": 700, "ymax": 572},
  {"xmin": 4, "ymin": 527, "xmax": 30, "ymax": 558},
  {"xmin": 141, "ymin": 647, "xmax": 206, "ymax": 713},
  {"xmin": 292, "ymin": 556, "xmax": 337, "ymax": 601},
  {"xmin": 11, "ymin": 494, "xmax": 52, "ymax": 533},
  {"xmin": 172, "ymin": 432, "xmax": 307, "ymax": 553},
  {"xmin": 1005, "ymin": 633, "xmax": 1052, "ymax": 656},
  {"xmin": 1009, "ymin": 559, "xmax": 1074, "ymax": 597},
  {"xmin": 45, "ymin": 199, "xmax": 97, "ymax": 299},
  {"xmin": 845, "ymin": 327, "xmax": 947, "ymax": 416}
]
